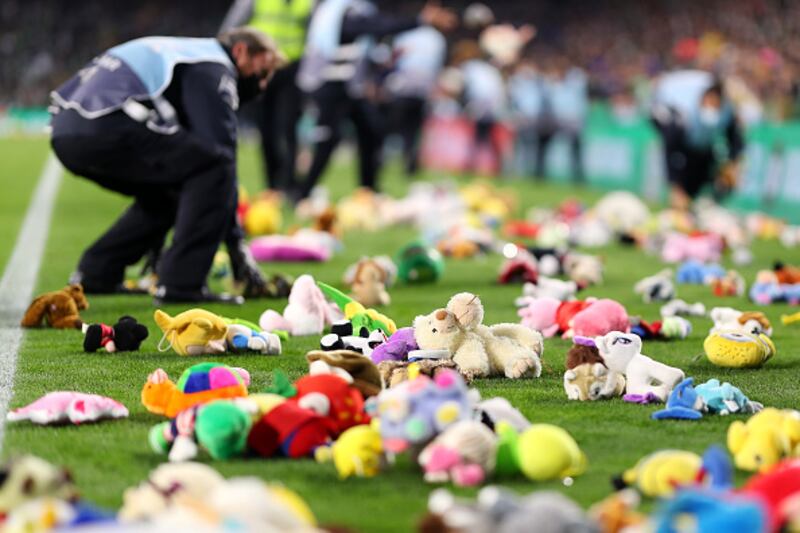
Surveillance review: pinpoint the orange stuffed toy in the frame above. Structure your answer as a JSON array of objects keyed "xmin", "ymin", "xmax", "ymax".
[{"xmin": 20, "ymin": 284, "xmax": 88, "ymax": 329}]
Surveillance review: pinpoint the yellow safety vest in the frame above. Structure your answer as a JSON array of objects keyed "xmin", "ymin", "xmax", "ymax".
[{"xmin": 249, "ymin": 0, "xmax": 313, "ymax": 62}]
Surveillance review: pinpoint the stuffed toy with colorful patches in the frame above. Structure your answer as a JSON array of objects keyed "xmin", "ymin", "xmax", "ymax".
[
  {"xmin": 494, "ymin": 422, "xmax": 586, "ymax": 482},
  {"xmin": 727, "ymin": 408, "xmax": 800, "ymax": 472},
  {"xmin": 82, "ymin": 315, "xmax": 149, "ymax": 353},
  {"xmin": 709, "ymin": 307, "xmax": 772, "ymax": 336},
  {"xmin": 149, "ymin": 399, "xmax": 254, "ymax": 462},
  {"xmin": 154, "ymin": 308, "xmax": 227, "ymax": 356},
  {"xmin": 704, "ymin": 330, "xmax": 776, "ymax": 368},
  {"xmin": 315, "ymin": 423, "xmax": 384, "ymax": 479},
  {"xmin": 634, "ymin": 269, "xmax": 676, "ymax": 303},
  {"xmin": 224, "ymin": 323, "xmax": 281, "ymax": 355},
  {"xmin": 594, "ymin": 331, "xmax": 685, "ymax": 403},
  {"xmin": 418, "ymin": 420, "xmax": 498, "ymax": 487},
  {"xmin": 20, "ymin": 284, "xmax": 88, "ymax": 330},
  {"xmin": 415, "ymin": 292, "xmax": 543, "ymax": 380},
  {"xmin": 376, "ymin": 369, "xmax": 478, "ymax": 454},
  {"xmin": 613, "ymin": 450, "xmax": 702, "ymax": 498},
  {"xmin": 140, "ymin": 363, "xmax": 250, "ymax": 418},
  {"xmin": 7, "ymin": 392, "xmax": 128, "ymax": 426},
  {"xmin": 259, "ymin": 274, "xmax": 343, "ymax": 336}
]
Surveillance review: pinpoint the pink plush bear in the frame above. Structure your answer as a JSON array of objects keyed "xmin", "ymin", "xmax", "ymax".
[
  {"xmin": 568, "ymin": 298, "xmax": 629, "ymax": 338},
  {"xmin": 661, "ymin": 232, "xmax": 724, "ymax": 263},
  {"xmin": 517, "ymin": 297, "xmax": 562, "ymax": 337},
  {"xmin": 7, "ymin": 392, "xmax": 128, "ymax": 425},
  {"xmin": 259, "ymin": 274, "xmax": 343, "ymax": 336}
]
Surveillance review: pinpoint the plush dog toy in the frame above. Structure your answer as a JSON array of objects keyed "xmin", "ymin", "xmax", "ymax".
[
  {"xmin": 594, "ymin": 331, "xmax": 685, "ymax": 402},
  {"xmin": 704, "ymin": 330, "xmax": 776, "ymax": 368},
  {"xmin": 7, "ymin": 392, "xmax": 128, "ymax": 425},
  {"xmin": 83, "ymin": 316, "xmax": 149, "ymax": 353},
  {"xmin": 727, "ymin": 408, "xmax": 800, "ymax": 473},
  {"xmin": 414, "ymin": 292, "xmax": 544, "ymax": 379},
  {"xmin": 154, "ymin": 309, "xmax": 227, "ymax": 356},
  {"xmin": 20, "ymin": 284, "xmax": 88, "ymax": 329},
  {"xmin": 564, "ymin": 363, "xmax": 626, "ymax": 401},
  {"xmin": 709, "ymin": 307, "xmax": 772, "ymax": 336}
]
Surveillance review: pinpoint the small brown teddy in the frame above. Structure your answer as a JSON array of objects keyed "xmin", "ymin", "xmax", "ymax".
[
  {"xmin": 565, "ymin": 343, "xmax": 606, "ymax": 370},
  {"xmin": 20, "ymin": 284, "xmax": 88, "ymax": 329},
  {"xmin": 306, "ymin": 349, "xmax": 382, "ymax": 397},
  {"xmin": 344, "ymin": 257, "xmax": 396, "ymax": 307},
  {"xmin": 377, "ymin": 359, "xmax": 472, "ymax": 389}
]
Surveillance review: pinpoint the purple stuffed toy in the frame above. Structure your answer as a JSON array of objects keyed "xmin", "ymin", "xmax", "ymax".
[{"xmin": 370, "ymin": 327, "xmax": 418, "ymax": 364}]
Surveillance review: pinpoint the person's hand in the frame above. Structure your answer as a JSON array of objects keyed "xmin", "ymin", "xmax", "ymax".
[{"xmin": 421, "ymin": 2, "xmax": 458, "ymax": 32}]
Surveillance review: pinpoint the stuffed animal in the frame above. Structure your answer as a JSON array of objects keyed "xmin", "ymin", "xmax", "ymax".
[
  {"xmin": 653, "ymin": 489, "xmax": 766, "ymax": 533},
  {"xmin": 774, "ymin": 261, "xmax": 800, "ymax": 285},
  {"xmin": 495, "ymin": 422, "xmax": 586, "ymax": 482},
  {"xmin": 703, "ymin": 330, "xmax": 776, "ymax": 368},
  {"xmin": 564, "ymin": 363, "xmax": 626, "ymax": 401},
  {"xmin": 149, "ymin": 399, "xmax": 253, "ymax": 462},
  {"xmin": 306, "ymin": 349, "xmax": 382, "ymax": 398},
  {"xmin": 225, "ymin": 323, "xmax": 281, "ymax": 355},
  {"xmin": 293, "ymin": 373, "xmax": 369, "ymax": 436},
  {"xmin": 634, "ymin": 269, "xmax": 675, "ymax": 303},
  {"xmin": 418, "ymin": 421, "xmax": 498, "ymax": 487},
  {"xmin": 248, "ymin": 399, "xmax": 333, "ymax": 458},
  {"xmin": 629, "ymin": 316, "xmax": 692, "ymax": 341},
  {"xmin": 377, "ymin": 359, "xmax": 466, "ymax": 388},
  {"xmin": 739, "ymin": 459, "xmax": 800, "ymax": 532},
  {"xmin": 343, "ymin": 256, "xmax": 395, "ymax": 307},
  {"xmin": 709, "ymin": 307, "xmax": 772, "ymax": 336},
  {"xmin": 565, "ymin": 338, "xmax": 606, "ymax": 369},
  {"xmin": 710, "ymin": 270, "xmax": 746, "ymax": 297},
  {"xmin": 118, "ymin": 462, "xmax": 225, "ymax": 522},
  {"xmin": 727, "ymin": 408, "xmax": 800, "ymax": 472},
  {"xmin": 569, "ymin": 298, "xmax": 629, "ymax": 339},
  {"xmin": 317, "ymin": 281, "xmax": 397, "ymax": 334},
  {"xmin": 20, "ymin": 284, "xmax": 88, "ymax": 329},
  {"xmin": 589, "ymin": 490, "xmax": 646, "ymax": 533},
  {"xmin": 376, "ymin": 369, "xmax": 478, "ymax": 454},
  {"xmin": 515, "ymin": 277, "xmax": 578, "ymax": 305},
  {"xmin": 249, "ymin": 232, "xmax": 334, "ymax": 262},
  {"xmin": 661, "ymin": 299, "xmax": 706, "ymax": 317},
  {"xmin": 370, "ymin": 327, "xmax": 417, "ymax": 364},
  {"xmin": 676, "ymin": 260, "xmax": 725, "ymax": 284},
  {"xmin": 695, "ymin": 379, "xmax": 763, "ymax": 415},
  {"xmin": 497, "ymin": 250, "xmax": 538, "ymax": 285},
  {"xmin": 594, "ymin": 331, "xmax": 685, "ymax": 402},
  {"xmin": 651, "ymin": 378, "xmax": 705, "ymax": 420},
  {"xmin": 414, "ymin": 292, "xmax": 544, "ymax": 380},
  {"xmin": 315, "ymin": 424, "xmax": 383, "ymax": 479},
  {"xmin": 562, "ymin": 253, "xmax": 604, "ymax": 288},
  {"xmin": 594, "ymin": 191, "xmax": 650, "ymax": 233},
  {"xmin": 154, "ymin": 309, "xmax": 227, "ymax": 356},
  {"xmin": 517, "ymin": 296, "xmax": 562, "ymax": 337},
  {"xmin": 0, "ymin": 456, "xmax": 78, "ymax": 515},
  {"xmin": 242, "ymin": 193, "xmax": 282, "ymax": 236},
  {"xmin": 82, "ymin": 315, "xmax": 149, "ymax": 353},
  {"xmin": 661, "ymin": 232, "xmax": 724, "ymax": 263},
  {"xmin": 7, "ymin": 392, "xmax": 128, "ymax": 425},
  {"xmin": 140, "ymin": 363, "xmax": 250, "ymax": 418},
  {"xmin": 259, "ymin": 274, "xmax": 343, "ymax": 336},
  {"xmin": 396, "ymin": 241, "xmax": 445, "ymax": 284},
  {"xmin": 782, "ymin": 311, "xmax": 800, "ymax": 325},
  {"xmin": 749, "ymin": 279, "xmax": 800, "ymax": 306},
  {"xmin": 319, "ymin": 319, "xmax": 387, "ymax": 357},
  {"xmin": 614, "ymin": 450, "xmax": 702, "ymax": 498}
]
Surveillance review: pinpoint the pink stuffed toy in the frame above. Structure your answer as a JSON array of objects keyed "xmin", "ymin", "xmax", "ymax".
[
  {"xmin": 565, "ymin": 298, "xmax": 629, "ymax": 339},
  {"xmin": 661, "ymin": 232, "xmax": 724, "ymax": 263},
  {"xmin": 7, "ymin": 392, "xmax": 128, "ymax": 425},
  {"xmin": 517, "ymin": 297, "xmax": 562, "ymax": 337},
  {"xmin": 259, "ymin": 274, "xmax": 343, "ymax": 336},
  {"xmin": 417, "ymin": 420, "xmax": 497, "ymax": 487},
  {"xmin": 249, "ymin": 235, "xmax": 331, "ymax": 262}
]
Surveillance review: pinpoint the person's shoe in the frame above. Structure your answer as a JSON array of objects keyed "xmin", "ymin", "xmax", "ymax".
[
  {"xmin": 153, "ymin": 285, "xmax": 244, "ymax": 305},
  {"xmin": 69, "ymin": 272, "xmax": 149, "ymax": 295}
]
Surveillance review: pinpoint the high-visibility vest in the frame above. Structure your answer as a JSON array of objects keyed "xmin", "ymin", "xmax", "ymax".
[{"xmin": 249, "ymin": 0, "xmax": 313, "ymax": 62}]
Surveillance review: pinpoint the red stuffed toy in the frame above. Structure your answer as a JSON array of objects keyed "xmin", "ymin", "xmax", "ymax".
[
  {"xmin": 248, "ymin": 401, "xmax": 332, "ymax": 458},
  {"xmin": 293, "ymin": 374, "xmax": 369, "ymax": 436},
  {"xmin": 555, "ymin": 300, "xmax": 592, "ymax": 335},
  {"xmin": 739, "ymin": 459, "xmax": 800, "ymax": 533}
]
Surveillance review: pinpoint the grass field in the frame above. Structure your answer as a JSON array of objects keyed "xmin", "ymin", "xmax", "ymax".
[{"xmin": 2, "ymin": 136, "xmax": 800, "ymax": 532}]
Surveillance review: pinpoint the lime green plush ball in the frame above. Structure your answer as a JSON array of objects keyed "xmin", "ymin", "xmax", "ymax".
[{"xmin": 516, "ymin": 424, "xmax": 586, "ymax": 481}]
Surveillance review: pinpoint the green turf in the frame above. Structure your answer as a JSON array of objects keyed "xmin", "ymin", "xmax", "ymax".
[{"xmin": 3, "ymin": 137, "xmax": 800, "ymax": 532}]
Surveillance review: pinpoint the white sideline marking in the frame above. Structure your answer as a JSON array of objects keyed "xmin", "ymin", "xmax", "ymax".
[{"xmin": 0, "ymin": 153, "xmax": 63, "ymax": 451}]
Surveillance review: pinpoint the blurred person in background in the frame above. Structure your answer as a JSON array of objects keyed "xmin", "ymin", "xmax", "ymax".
[
  {"xmin": 451, "ymin": 39, "xmax": 506, "ymax": 175},
  {"xmin": 222, "ymin": 0, "xmax": 314, "ymax": 193},
  {"xmin": 651, "ymin": 70, "xmax": 743, "ymax": 210},
  {"xmin": 383, "ymin": 25, "xmax": 447, "ymax": 176},
  {"xmin": 49, "ymin": 28, "xmax": 284, "ymax": 304},
  {"xmin": 294, "ymin": 0, "xmax": 456, "ymax": 200}
]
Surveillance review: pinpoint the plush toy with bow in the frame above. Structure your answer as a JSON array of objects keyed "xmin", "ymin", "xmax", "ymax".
[{"xmin": 83, "ymin": 316, "xmax": 149, "ymax": 353}]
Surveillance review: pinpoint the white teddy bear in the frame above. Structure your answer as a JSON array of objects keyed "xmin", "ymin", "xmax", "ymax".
[
  {"xmin": 594, "ymin": 331, "xmax": 684, "ymax": 402},
  {"xmin": 414, "ymin": 292, "xmax": 544, "ymax": 380}
]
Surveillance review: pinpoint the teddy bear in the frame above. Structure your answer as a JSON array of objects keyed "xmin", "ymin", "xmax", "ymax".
[
  {"xmin": 415, "ymin": 292, "xmax": 544, "ymax": 380},
  {"xmin": 20, "ymin": 284, "xmax": 88, "ymax": 329},
  {"xmin": 343, "ymin": 256, "xmax": 396, "ymax": 307},
  {"xmin": 594, "ymin": 331, "xmax": 685, "ymax": 403},
  {"xmin": 727, "ymin": 408, "xmax": 800, "ymax": 472},
  {"xmin": 154, "ymin": 309, "xmax": 228, "ymax": 356},
  {"xmin": 82, "ymin": 315, "xmax": 149, "ymax": 353}
]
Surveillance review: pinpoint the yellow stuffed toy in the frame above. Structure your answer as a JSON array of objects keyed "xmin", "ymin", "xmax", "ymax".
[
  {"xmin": 154, "ymin": 309, "xmax": 228, "ymax": 356},
  {"xmin": 616, "ymin": 450, "xmax": 702, "ymax": 498},
  {"xmin": 727, "ymin": 408, "xmax": 800, "ymax": 472},
  {"xmin": 316, "ymin": 423, "xmax": 383, "ymax": 479},
  {"xmin": 703, "ymin": 330, "xmax": 776, "ymax": 368}
]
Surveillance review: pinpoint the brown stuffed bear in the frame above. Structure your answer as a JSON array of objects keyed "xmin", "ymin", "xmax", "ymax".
[{"xmin": 20, "ymin": 284, "xmax": 88, "ymax": 329}]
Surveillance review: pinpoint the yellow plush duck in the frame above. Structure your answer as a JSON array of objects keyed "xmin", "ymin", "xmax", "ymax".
[
  {"xmin": 727, "ymin": 408, "xmax": 800, "ymax": 472},
  {"xmin": 703, "ymin": 330, "xmax": 776, "ymax": 368},
  {"xmin": 154, "ymin": 309, "xmax": 228, "ymax": 356},
  {"xmin": 615, "ymin": 450, "xmax": 702, "ymax": 498}
]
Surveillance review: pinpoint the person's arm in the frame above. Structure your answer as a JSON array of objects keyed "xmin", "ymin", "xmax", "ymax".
[
  {"xmin": 220, "ymin": 0, "xmax": 255, "ymax": 31},
  {"xmin": 725, "ymin": 113, "xmax": 744, "ymax": 161},
  {"xmin": 340, "ymin": 11, "xmax": 419, "ymax": 43}
]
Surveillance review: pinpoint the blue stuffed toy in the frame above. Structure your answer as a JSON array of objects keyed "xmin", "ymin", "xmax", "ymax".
[
  {"xmin": 694, "ymin": 379, "xmax": 763, "ymax": 415},
  {"xmin": 676, "ymin": 260, "xmax": 725, "ymax": 285},
  {"xmin": 651, "ymin": 377, "xmax": 705, "ymax": 420},
  {"xmin": 654, "ymin": 489, "xmax": 766, "ymax": 533}
]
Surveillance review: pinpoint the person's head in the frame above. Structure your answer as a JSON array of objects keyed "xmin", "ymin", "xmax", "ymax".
[
  {"xmin": 699, "ymin": 82, "xmax": 724, "ymax": 126},
  {"xmin": 218, "ymin": 27, "xmax": 286, "ymax": 101}
]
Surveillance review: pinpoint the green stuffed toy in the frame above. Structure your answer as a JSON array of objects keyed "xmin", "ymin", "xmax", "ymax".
[
  {"xmin": 317, "ymin": 281, "xmax": 397, "ymax": 334},
  {"xmin": 396, "ymin": 241, "xmax": 444, "ymax": 284},
  {"xmin": 495, "ymin": 421, "xmax": 587, "ymax": 481}
]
